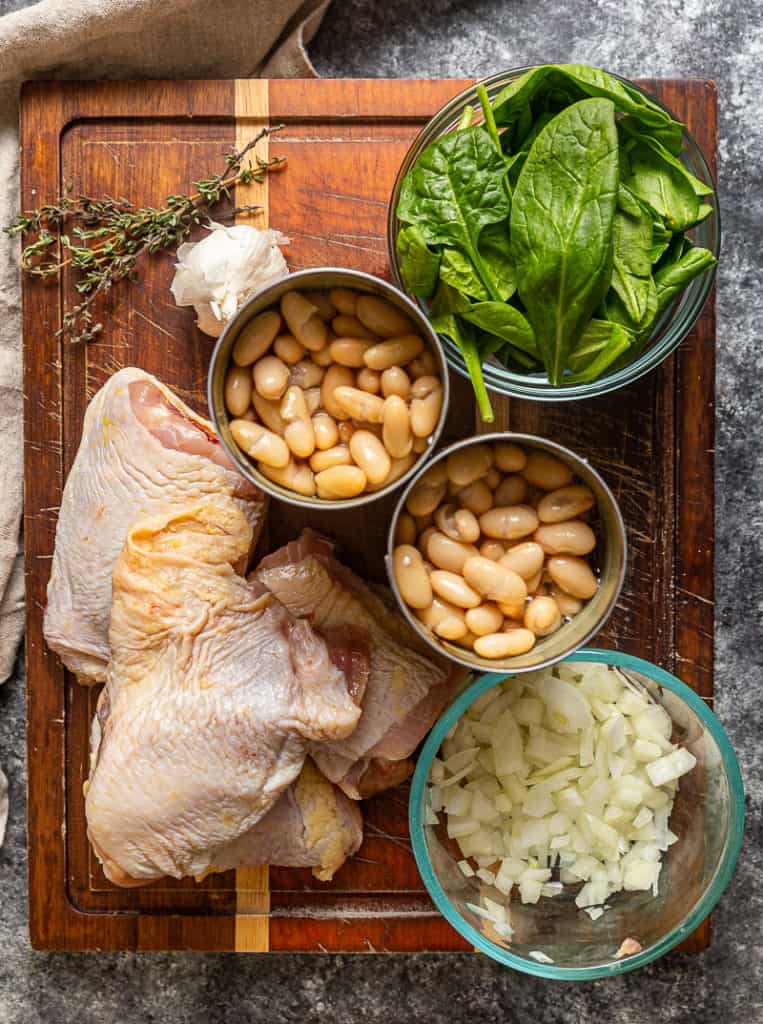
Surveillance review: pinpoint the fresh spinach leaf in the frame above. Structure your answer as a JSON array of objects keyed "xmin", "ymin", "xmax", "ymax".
[
  {"xmin": 624, "ymin": 139, "xmax": 700, "ymax": 231},
  {"xmin": 396, "ymin": 125, "xmax": 510, "ymax": 301},
  {"xmin": 650, "ymin": 219, "xmax": 673, "ymax": 264},
  {"xmin": 497, "ymin": 342, "xmax": 540, "ymax": 372},
  {"xmin": 439, "ymin": 248, "xmax": 490, "ymax": 301},
  {"xmin": 492, "ymin": 64, "xmax": 683, "ymax": 141},
  {"xmin": 430, "ymin": 280, "xmax": 471, "ymax": 318},
  {"xmin": 478, "ymin": 222, "xmax": 516, "ymax": 300},
  {"xmin": 568, "ymin": 319, "xmax": 634, "ymax": 373},
  {"xmin": 611, "ymin": 199, "xmax": 655, "ymax": 327},
  {"xmin": 603, "ymin": 279, "xmax": 658, "ymax": 338},
  {"xmin": 565, "ymin": 320, "xmax": 634, "ymax": 383},
  {"xmin": 396, "ymin": 224, "xmax": 440, "ymax": 297},
  {"xmin": 511, "ymin": 98, "xmax": 619, "ymax": 384},
  {"xmin": 620, "ymin": 120, "xmax": 713, "ymax": 196},
  {"xmin": 462, "ymin": 301, "xmax": 538, "ymax": 356},
  {"xmin": 653, "ymin": 245, "xmax": 717, "ymax": 313}
]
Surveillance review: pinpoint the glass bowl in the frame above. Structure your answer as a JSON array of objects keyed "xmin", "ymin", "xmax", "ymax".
[
  {"xmin": 207, "ymin": 267, "xmax": 449, "ymax": 510},
  {"xmin": 409, "ymin": 651, "xmax": 744, "ymax": 979},
  {"xmin": 386, "ymin": 433, "xmax": 627, "ymax": 674},
  {"xmin": 386, "ymin": 68, "xmax": 720, "ymax": 402}
]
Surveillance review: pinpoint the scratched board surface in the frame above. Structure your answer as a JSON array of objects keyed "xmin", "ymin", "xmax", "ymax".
[{"xmin": 21, "ymin": 78, "xmax": 715, "ymax": 951}]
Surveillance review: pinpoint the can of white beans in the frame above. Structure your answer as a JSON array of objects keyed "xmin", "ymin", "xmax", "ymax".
[
  {"xmin": 208, "ymin": 267, "xmax": 450, "ymax": 509},
  {"xmin": 386, "ymin": 433, "xmax": 627, "ymax": 674}
]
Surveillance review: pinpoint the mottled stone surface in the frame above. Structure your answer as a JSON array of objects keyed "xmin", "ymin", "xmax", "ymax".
[{"xmin": 0, "ymin": 0, "xmax": 761, "ymax": 1021}]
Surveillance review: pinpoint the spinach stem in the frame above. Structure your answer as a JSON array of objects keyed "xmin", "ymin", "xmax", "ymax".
[
  {"xmin": 456, "ymin": 104, "xmax": 475, "ymax": 131},
  {"xmin": 459, "ymin": 335, "xmax": 494, "ymax": 422},
  {"xmin": 476, "ymin": 85, "xmax": 502, "ymax": 153},
  {"xmin": 477, "ymin": 83, "xmax": 512, "ymax": 204}
]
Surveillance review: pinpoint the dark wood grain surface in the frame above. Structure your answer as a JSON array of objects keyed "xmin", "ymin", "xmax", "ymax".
[{"xmin": 21, "ymin": 77, "xmax": 715, "ymax": 951}]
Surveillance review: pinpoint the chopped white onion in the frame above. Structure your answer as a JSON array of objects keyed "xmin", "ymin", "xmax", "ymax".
[{"xmin": 425, "ymin": 663, "xmax": 696, "ymax": 927}]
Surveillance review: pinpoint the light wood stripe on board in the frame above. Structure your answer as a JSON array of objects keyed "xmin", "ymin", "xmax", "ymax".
[{"xmin": 233, "ymin": 76, "xmax": 271, "ymax": 953}]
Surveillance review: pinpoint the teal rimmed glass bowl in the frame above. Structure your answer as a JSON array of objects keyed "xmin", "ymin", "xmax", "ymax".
[
  {"xmin": 409, "ymin": 651, "xmax": 744, "ymax": 979},
  {"xmin": 387, "ymin": 68, "xmax": 720, "ymax": 402}
]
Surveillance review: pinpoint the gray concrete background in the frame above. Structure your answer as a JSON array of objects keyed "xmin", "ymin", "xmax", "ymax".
[{"xmin": 0, "ymin": 0, "xmax": 761, "ymax": 1021}]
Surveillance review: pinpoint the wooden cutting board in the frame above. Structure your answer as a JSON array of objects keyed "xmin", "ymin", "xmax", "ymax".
[{"xmin": 21, "ymin": 77, "xmax": 716, "ymax": 952}]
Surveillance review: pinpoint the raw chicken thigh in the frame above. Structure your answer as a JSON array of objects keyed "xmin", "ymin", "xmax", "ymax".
[
  {"xmin": 85, "ymin": 497, "xmax": 365, "ymax": 885},
  {"xmin": 211, "ymin": 759, "xmax": 363, "ymax": 881},
  {"xmin": 43, "ymin": 367, "xmax": 266, "ymax": 683},
  {"xmin": 256, "ymin": 531, "xmax": 466, "ymax": 799}
]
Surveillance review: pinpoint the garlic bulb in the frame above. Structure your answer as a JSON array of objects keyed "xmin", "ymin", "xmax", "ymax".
[{"xmin": 170, "ymin": 221, "xmax": 289, "ymax": 336}]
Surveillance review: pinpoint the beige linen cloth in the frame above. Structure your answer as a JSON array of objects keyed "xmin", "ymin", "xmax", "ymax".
[{"xmin": 0, "ymin": 0, "xmax": 332, "ymax": 844}]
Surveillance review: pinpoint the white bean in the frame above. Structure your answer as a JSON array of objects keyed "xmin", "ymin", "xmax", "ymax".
[
  {"xmin": 224, "ymin": 365, "xmax": 253, "ymax": 417},
  {"xmin": 382, "ymin": 395, "xmax": 413, "ymax": 458},
  {"xmin": 462, "ymin": 556, "xmax": 527, "ymax": 604},
  {"xmin": 537, "ymin": 484, "xmax": 596, "ymax": 523},
  {"xmin": 498, "ymin": 541, "xmax": 545, "ymax": 581},
  {"xmin": 549, "ymin": 583, "xmax": 584, "ymax": 617},
  {"xmin": 329, "ymin": 287, "xmax": 358, "ymax": 316},
  {"xmin": 332, "ymin": 314, "xmax": 376, "ymax": 340},
  {"xmin": 395, "ymin": 512, "xmax": 417, "ymax": 547},
  {"xmin": 434, "ymin": 503, "xmax": 462, "ymax": 541},
  {"xmin": 281, "ymin": 386, "xmax": 316, "ymax": 459},
  {"xmin": 259, "ymin": 458, "xmax": 316, "ymax": 497},
  {"xmin": 427, "ymin": 531, "xmax": 479, "ymax": 574},
  {"xmin": 479, "ymin": 504, "xmax": 539, "ymax": 540},
  {"xmin": 252, "ymin": 392, "xmax": 285, "ymax": 435},
  {"xmin": 329, "ymin": 338, "xmax": 373, "ymax": 368},
  {"xmin": 380, "ymin": 366, "xmax": 411, "ymax": 400},
  {"xmin": 312, "ymin": 345, "xmax": 335, "ymax": 367},
  {"xmin": 232, "ymin": 310, "xmax": 282, "ymax": 366},
  {"xmin": 309, "ymin": 444, "xmax": 352, "ymax": 473},
  {"xmin": 429, "ymin": 570, "xmax": 481, "ymax": 609},
  {"xmin": 281, "ymin": 291, "xmax": 328, "ymax": 351},
  {"xmin": 454, "ymin": 508, "xmax": 480, "ymax": 543},
  {"xmin": 407, "ymin": 350, "xmax": 437, "ymax": 378},
  {"xmin": 410, "ymin": 375, "xmax": 441, "ymax": 400},
  {"xmin": 493, "ymin": 474, "xmax": 529, "ymax": 507},
  {"xmin": 364, "ymin": 335, "xmax": 424, "ymax": 371},
  {"xmin": 406, "ymin": 470, "xmax": 447, "ymax": 518},
  {"xmin": 253, "ymin": 355, "xmax": 289, "ymax": 400},
  {"xmin": 315, "ymin": 465, "xmax": 367, "ymax": 500},
  {"xmin": 522, "ymin": 451, "xmax": 574, "ymax": 490},
  {"xmin": 474, "ymin": 630, "xmax": 536, "ymax": 659},
  {"xmin": 458, "ymin": 480, "xmax": 494, "ymax": 516},
  {"xmin": 304, "ymin": 387, "xmax": 321, "ymax": 416},
  {"xmin": 484, "ymin": 467, "xmax": 501, "ymax": 490},
  {"xmin": 321, "ymin": 365, "xmax": 355, "ymax": 420},
  {"xmin": 447, "ymin": 446, "xmax": 492, "ymax": 487},
  {"xmin": 493, "ymin": 442, "xmax": 527, "ymax": 473},
  {"xmin": 230, "ymin": 419, "xmax": 290, "ymax": 468},
  {"xmin": 356, "ymin": 295, "xmax": 416, "ymax": 338},
  {"xmin": 534, "ymin": 521, "xmax": 597, "ymax": 556},
  {"xmin": 524, "ymin": 595, "xmax": 562, "ymax": 637},
  {"xmin": 479, "ymin": 539, "xmax": 506, "ymax": 561},
  {"xmin": 349, "ymin": 430, "xmax": 391, "ymax": 485},
  {"xmin": 416, "ymin": 595, "xmax": 466, "ymax": 632},
  {"xmin": 546, "ymin": 556, "xmax": 598, "ymax": 599},
  {"xmin": 312, "ymin": 412, "xmax": 339, "ymax": 451},
  {"xmin": 273, "ymin": 334, "xmax": 306, "ymax": 365},
  {"xmin": 409, "ymin": 382, "xmax": 443, "ymax": 438},
  {"xmin": 356, "ymin": 367, "xmax": 381, "ymax": 394},
  {"xmin": 434, "ymin": 615, "xmax": 469, "ymax": 641},
  {"xmin": 465, "ymin": 603, "xmax": 504, "ymax": 637},
  {"xmin": 334, "ymin": 386, "xmax": 385, "ymax": 424},
  {"xmin": 394, "ymin": 544, "xmax": 433, "ymax": 609}
]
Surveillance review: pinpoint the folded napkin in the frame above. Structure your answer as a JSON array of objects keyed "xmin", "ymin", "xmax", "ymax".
[{"xmin": 0, "ymin": 0, "xmax": 332, "ymax": 842}]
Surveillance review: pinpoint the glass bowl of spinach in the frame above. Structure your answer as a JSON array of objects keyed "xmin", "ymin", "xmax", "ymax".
[{"xmin": 387, "ymin": 65, "xmax": 719, "ymax": 419}]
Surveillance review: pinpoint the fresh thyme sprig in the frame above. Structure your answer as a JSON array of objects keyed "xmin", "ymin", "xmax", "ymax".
[{"xmin": 6, "ymin": 125, "xmax": 286, "ymax": 344}]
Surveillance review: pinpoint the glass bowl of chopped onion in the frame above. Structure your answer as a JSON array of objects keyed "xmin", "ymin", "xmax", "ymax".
[
  {"xmin": 386, "ymin": 66, "xmax": 720, "ymax": 411},
  {"xmin": 409, "ymin": 651, "xmax": 743, "ymax": 978}
]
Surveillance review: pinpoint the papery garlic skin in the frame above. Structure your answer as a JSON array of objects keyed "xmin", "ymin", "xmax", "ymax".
[{"xmin": 170, "ymin": 221, "xmax": 289, "ymax": 337}]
